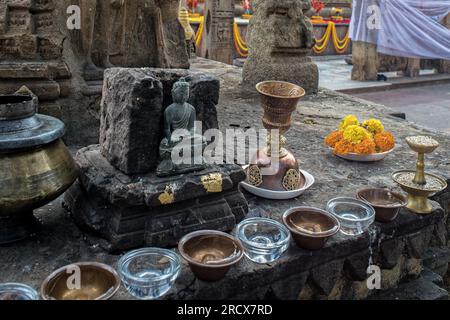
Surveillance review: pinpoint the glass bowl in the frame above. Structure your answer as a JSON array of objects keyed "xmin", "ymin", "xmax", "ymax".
[
  {"xmin": 0, "ymin": 283, "xmax": 39, "ymax": 300},
  {"xmin": 326, "ymin": 197, "xmax": 376, "ymax": 236},
  {"xmin": 118, "ymin": 248, "xmax": 181, "ymax": 300},
  {"xmin": 236, "ymin": 218, "xmax": 290, "ymax": 264}
]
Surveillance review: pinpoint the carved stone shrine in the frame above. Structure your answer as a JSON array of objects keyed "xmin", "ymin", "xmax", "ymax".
[
  {"xmin": 65, "ymin": 68, "xmax": 248, "ymax": 252},
  {"xmin": 243, "ymin": 0, "xmax": 319, "ymax": 95},
  {"xmin": 0, "ymin": 0, "xmax": 190, "ymax": 146},
  {"xmin": 199, "ymin": 0, "xmax": 235, "ymax": 65}
]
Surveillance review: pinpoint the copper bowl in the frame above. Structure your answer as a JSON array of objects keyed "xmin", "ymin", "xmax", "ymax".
[
  {"xmin": 41, "ymin": 262, "xmax": 120, "ymax": 300},
  {"xmin": 357, "ymin": 188, "xmax": 407, "ymax": 222},
  {"xmin": 178, "ymin": 230, "xmax": 244, "ymax": 282},
  {"xmin": 283, "ymin": 207, "xmax": 340, "ymax": 250}
]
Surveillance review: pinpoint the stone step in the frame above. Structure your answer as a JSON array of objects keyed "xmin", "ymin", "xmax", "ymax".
[
  {"xmin": 370, "ymin": 277, "xmax": 448, "ymax": 300},
  {"xmin": 423, "ymin": 247, "xmax": 450, "ymax": 277},
  {"xmin": 421, "ymin": 268, "xmax": 444, "ymax": 287}
]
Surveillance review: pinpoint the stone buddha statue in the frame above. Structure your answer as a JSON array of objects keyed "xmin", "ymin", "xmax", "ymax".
[{"xmin": 157, "ymin": 78, "xmax": 206, "ymax": 177}]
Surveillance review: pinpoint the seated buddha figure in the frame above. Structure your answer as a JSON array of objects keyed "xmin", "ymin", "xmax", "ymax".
[{"xmin": 156, "ymin": 78, "xmax": 206, "ymax": 177}]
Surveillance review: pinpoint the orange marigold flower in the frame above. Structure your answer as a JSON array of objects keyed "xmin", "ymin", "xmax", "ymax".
[
  {"xmin": 353, "ymin": 138, "xmax": 376, "ymax": 155},
  {"xmin": 325, "ymin": 131, "xmax": 344, "ymax": 148},
  {"xmin": 334, "ymin": 139, "xmax": 355, "ymax": 155},
  {"xmin": 374, "ymin": 131, "xmax": 395, "ymax": 152}
]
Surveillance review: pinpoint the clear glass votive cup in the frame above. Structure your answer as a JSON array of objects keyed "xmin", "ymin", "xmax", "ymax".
[
  {"xmin": 236, "ymin": 217, "xmax": 291, "ymax": 264},
  {"xmin": 118, "ymin": 248, "xmax": 181, "ymax": 300}
]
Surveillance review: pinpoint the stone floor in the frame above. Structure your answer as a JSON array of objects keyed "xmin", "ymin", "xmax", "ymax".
[
  {"xmin": 354, "ymin": 84, "xmax": 450, "ymax": 134},
  {"xmin": 315, "ymin": 56, "xmax": 450, "ymax": 93},
  {"xmin": 1, "ymin": 58, "xmax": 450, "ymax": 300},
  {"xmin": 315, "ymin": 57, "xmax": 450, "ymax": 134}
]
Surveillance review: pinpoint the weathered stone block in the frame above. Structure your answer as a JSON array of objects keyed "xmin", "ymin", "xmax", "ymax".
[
  {"xmin": 99, "ymin": 68, "xmax": 221, "ymax": 175},
  {"xmin": 65, "ymin": 145, "xmax": 248, "ymax": 251},
  {"xmin": 422, "ymin": 268, "xmax": 444, "ymax": 286},
  {"xmin": 269, "ymin": 272, "xmax": 308, "ymax": 300},
  {"xmin": 344, "ymin": 250, "xmax": 370, "ymax": 281},
  {"xmin": 100, "ymin": 68, "xmax": 164, "ymax": 175},
  {"xmin": 371, "ymin": 277, "xmax": 448, "ymax": 300},
  {"xmin": 242, "ymin": 0, "xmax": 319, "ymax": 94},
  {"xmin": 407, "ymin": 227, "xmax": 433, "ymax": 259},
  {"xmin": 310, "ymin": 259, "xmax": 345, "ymax": 296},
  {"xmin": 423, "ymin": 247, "xmax": 450, "ymax": 277},
  {"xmin": 380, "ymin": 238, "xmax": 405, "ymax": 269}
]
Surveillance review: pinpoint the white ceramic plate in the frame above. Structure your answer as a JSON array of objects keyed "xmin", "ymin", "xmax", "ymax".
[
  {"xmin": 332, "ymin": 148, "xmax": 394, "ymax": 162},
  {"xmin": 240, "ymin": 167, "xmax": 315, "ymax": 200}
]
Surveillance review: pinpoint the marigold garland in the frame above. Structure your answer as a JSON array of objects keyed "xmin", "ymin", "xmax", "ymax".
[
  {"xmin": 325, "ymin": 115, "xmax": 395, "ymax": 155},
  {"xmin": 190, "ymin": 17, "xmax": 350, "ymax": 57}
]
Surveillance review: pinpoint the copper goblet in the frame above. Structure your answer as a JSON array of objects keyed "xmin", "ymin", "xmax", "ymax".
[{"xmin": 247, "ymin": 81, "xmax": 306, "ymax": 192}]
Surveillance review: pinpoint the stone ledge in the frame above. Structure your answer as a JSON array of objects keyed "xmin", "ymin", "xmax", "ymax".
[
  {"xmin": 74, "ymin": 145, "xmax": 246, "ymax": 208},
  {"xmin": 167, "ymin": 207, "xmax": 446, "ymax": 300}
]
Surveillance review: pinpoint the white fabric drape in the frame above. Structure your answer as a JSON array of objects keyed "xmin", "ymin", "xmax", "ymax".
[{"xmin": 350, "ymin": 0, "xmax": 450, "ymax": 59}]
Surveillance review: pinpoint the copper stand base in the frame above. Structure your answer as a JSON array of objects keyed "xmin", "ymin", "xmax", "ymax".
[{"xmin": 0, "ymin": 212, "xmax": 40, "ymax": 245}]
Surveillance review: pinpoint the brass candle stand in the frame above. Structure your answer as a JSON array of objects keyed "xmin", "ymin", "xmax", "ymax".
[{"xmin": 392, "ymin": 136, "xmax": 447, "ymax": 214}]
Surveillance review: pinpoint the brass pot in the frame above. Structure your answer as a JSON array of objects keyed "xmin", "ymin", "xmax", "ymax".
[{"xmin": 0, "ymin": 92, "xmax": 78, "ymax": 244}]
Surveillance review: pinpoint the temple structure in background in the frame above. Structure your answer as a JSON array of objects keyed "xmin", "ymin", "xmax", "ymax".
[{"xmin": 0, "ymin": 0, "xmax": 189, "ymax": 146}]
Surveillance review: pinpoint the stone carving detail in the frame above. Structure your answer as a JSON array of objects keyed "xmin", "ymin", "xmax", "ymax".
[
  {"xmin": 156, "ymin": 78, "xmax": 206, "ymax": 177},
  {"xmin": 0, "ymin": 0, "xmax": 63, "ymax": 61},
  {"xmin": 200, "ymin": 0, "xmax": 235, "ymax": 64},
  {"xmin": 79, "ymin": 0, "xmax": 190, "ymax": 80},
  {"xmin": 243, "ymin": 0, "xmax": 319, "ymax": 95},
  {"xmin": 66, "ymin": 68, "xmax": 249, "ymax": 251},
  {"xmin": 0, "ymin": 0, "xmax": 192, "ymax": 146}
]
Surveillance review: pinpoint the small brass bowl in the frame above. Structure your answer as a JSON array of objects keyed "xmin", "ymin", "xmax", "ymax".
[
  {"xmin": 357, "ymin": 188, "xmax": 407, "ymax": 222},
  {"xmin": 283, "ymin": 207, "xmax": 340, "ymax": 250},
  {"xmin": 41, "ymin": 262, "xmax": 120, "ymax": 300},
  {"xmin": 178, "ymin": 230, "xmax": 244, "ymax": 282}
]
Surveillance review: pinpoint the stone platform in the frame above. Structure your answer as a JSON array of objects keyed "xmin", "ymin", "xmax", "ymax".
[
  {"xmin": 65, "ymin": 145, "xmax": 248, "ymax": 251},
  {"xmin": 0, "ymin": 58, "xmax": 449, "ymax": 300}
]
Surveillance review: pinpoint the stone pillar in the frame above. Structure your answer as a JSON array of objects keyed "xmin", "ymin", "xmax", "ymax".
[
  {"xmin": 200, "ymin": 0, "xmax": 235, "ymax": 65},
  {"xmin": 0, "ymin": 0, "xmax": 70, "ymax": 118},
  {"xmin": 242, "ymin": 0, "xmax": 319, "ymax": 94},
  {"xmin": 351, "ymin": 41, "xmax": 378, "ymax": 81},
  {"xmin": 439, "ymin": 14, "xmax": 450, "ymax": 74},
  {"xmin": 405, "ymin": 58, "xmax": 420, "ymax": 78}
]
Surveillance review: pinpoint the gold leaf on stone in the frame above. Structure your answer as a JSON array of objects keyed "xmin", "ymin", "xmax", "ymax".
[
  {"xmin": 201, "ymin": 173, "xmax": 223, "ymax": 193},
  {"xmin": 158, "ymin": 185, "xmax": 175, "ymax": 205}
]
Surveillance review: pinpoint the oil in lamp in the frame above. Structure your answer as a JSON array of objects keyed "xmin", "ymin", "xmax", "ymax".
[
  {"xmin": 392, "ymin": 136, "xmax": 447, "ymax": 214},
  {"xmin": 246, "ymin": 81, "xmax": 306, "ymax": 192}
]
